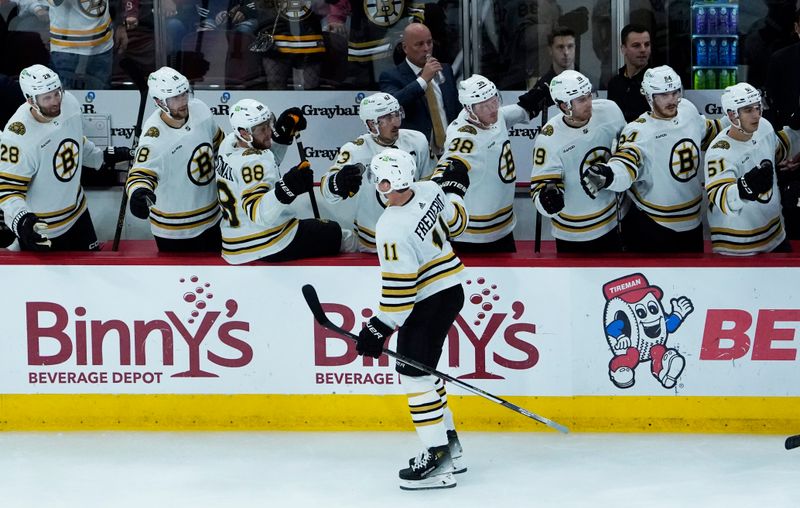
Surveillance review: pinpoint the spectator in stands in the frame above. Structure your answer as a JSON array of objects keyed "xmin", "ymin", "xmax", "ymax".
[
  {"xmin": 48, "ymin": 0, "xmax": 127, "ymax": 89},
  {"xmin": 607, "ymin": 24, "xmax": 651, "ymax": 123}
]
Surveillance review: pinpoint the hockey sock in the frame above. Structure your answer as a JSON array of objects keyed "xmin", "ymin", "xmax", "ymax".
[
  {"xmin": 401, "ymin": 374, "xmax": 448, "ymax": 449},
  {"xmin": 434, "ymin": 378, "xmax": 456, "ymax": 432}
]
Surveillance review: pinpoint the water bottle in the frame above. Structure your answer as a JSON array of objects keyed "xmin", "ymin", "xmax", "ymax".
[
  {"xmin": 719, "ymin": 69, "xmax": 730, "ymax": 89},
  {"xmin": 719, "ymin": 7, "xmax": 729, "ymax": 35},
  {"xmin": 695, "ymin": 8, "xmax": 707, "ymax": 34},
  {"xmin": 719, "ymin": 39, "xmax": 730, "ymax": 66},
  {"xmin": 730, "ymin": 39, "xmax": 738, "ymax": 66},
  {"xmin": 426, "ymin": 54, "xmax": 445, "ymax": 85},
  {"xmin": 694, "ymin": 69, "xmax": 705, "ymax": 90},
  {"xmin": 696, "ymin": 38, "xmax": 708, "ymax": 66},
  {"xmin": 730, "ymin": 6, "xmax": 738, "ymax": 34},
  {"xmin": 706, "ymin": 69, "xmax": 717, "ymax": 90},
  {"xmin": 709, "ymin": 39, "xmax": 718, "ymax": 66},
  {"xmin": 708, "ymin": 7, "xmax": 718, "ymax": 35}
]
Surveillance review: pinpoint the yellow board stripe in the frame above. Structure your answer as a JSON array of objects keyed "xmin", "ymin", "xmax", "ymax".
[{"xmin": 2, "ymin": 395, "xmax": 800, "ymax": 433}]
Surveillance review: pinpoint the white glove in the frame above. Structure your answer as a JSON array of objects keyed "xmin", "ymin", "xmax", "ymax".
[{"xmin": 670, "ymin": 297, "xmax": 694, "ymax": 321}]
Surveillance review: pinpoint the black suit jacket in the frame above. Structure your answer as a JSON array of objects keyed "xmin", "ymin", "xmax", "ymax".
[
  {"xmin": 765, "ymin": 41, "xmax": 800, "ymax": 128},
  {"xmin": 378, "ymin": 61, "xmax": 461, "ymax": 142}
]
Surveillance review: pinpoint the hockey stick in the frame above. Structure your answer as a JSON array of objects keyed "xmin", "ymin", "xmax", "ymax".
[
  {"xmin": 111, "ymin": 58, "xmax": 148, "ymax": 251},
  {"xmin": 785, "ymin": 434, "xmax": 800, "ymax": 450},
  {"xmin": 534, "ymin": 101, "xmax": 548, "ymax": 254},
  {"xmin": 301, "ymin": 284, "xmax": 569, "ymax": 434},
  {"xmin": 289, "ymin": 114, "xmax": 320, "ymax": 219}
]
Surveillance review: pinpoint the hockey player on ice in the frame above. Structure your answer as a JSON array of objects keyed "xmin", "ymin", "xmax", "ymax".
[
  {"xmin": 602, "ymin": 273, "xmax": 693, "ymax": 389},
  {"xmin": 320, "ymin": 92, "xmax": 435, "ymax": 253},
  {"xmin": 530, "ymin": 70, "xmax": 628, "ymax": 253},
  {"xmin": 0, "ymin": 64, "xmax": 133, "ymax": 251},
  {"xmin": 704, "ymin": 83, "xmax": 800, "ymax": 255},
  {"xmin": 435, "ymin": 74, "xmax": 530, "ymax": 253},
  {"xmin": 355, "ymin": 148, "xmax": 469, "ymax": 490},
  {"xmin": 216, "ymin": 98, "xmax": 352, "ymax": 264}
]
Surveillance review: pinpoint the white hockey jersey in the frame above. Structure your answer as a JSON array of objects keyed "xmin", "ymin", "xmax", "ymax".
[
  {"xmin": 606, "ymin": 100, "xmax": 725, "ymax": 232},
  {"xmin": 437, "ymin": 104, "xmax": 528, "ymax": 243},
  {"xmin": 375, "ymin": 180, "xmax": 468, "ymax": 328},
  {"xmin": 0, "ymin": 92, "xmax": 103, "ymax": 238},
  {"xmin": 704, "ymin": 119, "xmax": 800, "ymax": 255},
  {"xmin": 48, "ymin": 0, "xmax": 114, "ymax": 56},
  {"xmin": 320, "ymin": 129, "xmax": 434, "ymax": 252},
  {"xmin": 125, "ymin": 99, "xmax": 224, "ymax": 240},
  {"xmin": 216, "ymin": 133, "xmax": 298, "ymax": 264},
  {"xmin": 531, "ymin": 99, "xmax": 628, "ymax": 242}
]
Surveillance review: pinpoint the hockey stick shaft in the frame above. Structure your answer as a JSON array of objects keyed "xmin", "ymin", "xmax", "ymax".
[
  {"xmin": 534, "ymin": 102, "xmax": 548, "ymax": 254},
  {"xmin": 301, "ymin": 284, "xmax": 569, "ymax": 433},
  {"xmin": 785, "ymin": 434, "xmax": 800, "ymax": 450},
  {"xmin": 112, "ymin": 58, "xmax": 148, "ymax": 252},
  {"xmin": 289, "ymin": 115, "xmax": 320, "ymax": 219}
]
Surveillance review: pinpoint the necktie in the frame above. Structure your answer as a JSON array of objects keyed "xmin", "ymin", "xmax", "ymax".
[{"xmin": 425, "ymin": 83, "xmax": 446, "ymax": 154}]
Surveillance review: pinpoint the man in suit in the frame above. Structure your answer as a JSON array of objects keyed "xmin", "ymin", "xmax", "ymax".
[{"xmin": 379, "ymin": 22, "xmax": 460, "ymax": 157}]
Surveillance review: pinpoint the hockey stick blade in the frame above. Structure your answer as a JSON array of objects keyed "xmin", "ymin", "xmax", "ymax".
[
  {"xmin": 301, "ymin": 284, "xmax": 569, "ymax": 433},
  {"xmin": 785, "ymin": 434, "xmax": 800, "ymax": 450}
]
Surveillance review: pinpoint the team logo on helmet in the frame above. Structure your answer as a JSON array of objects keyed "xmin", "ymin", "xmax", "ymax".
[
  {"xmin": 365, "ymin": 0, "xmax": 405, "ymax": 27},
  {"xmin": 79, "ymin": 0, "xmax": 107, "ymax": 18},
  {"xmin": 53, "ymin": 139, "xmax": 81, "ymax": 182},
  {"xmin": 8, "ymin": 122, "xmax": 26, "ymax": 136}
]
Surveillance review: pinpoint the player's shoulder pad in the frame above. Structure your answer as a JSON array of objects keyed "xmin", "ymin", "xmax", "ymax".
[
  {"xmin": 540, "ymin": 124, "xmax": 554, "ymax": 136},
  {"xmin": 457, "ymin": 124, "xmax": 478, "ymax": 135},
  {"xmin": 7, "ymin": 121, "xmax": 26, "ymax": 136},
  {"xmin": 633, "ymin": 116, "xmax": 647, "ymax": 124},
  {"xmin": 144, "ymin": 126, "xmax": 160, "ymax": 138},
  {"xmin": 710, "ymin": 140, "xmax": 730, "ymax": 150},
  {"xmin": 353, "ymin": 137, "xmax": 365, "ymax": 146}
]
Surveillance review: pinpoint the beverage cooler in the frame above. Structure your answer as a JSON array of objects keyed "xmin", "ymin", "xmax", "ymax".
[{"xmin": 692, "ymin": 1, "xmax": 739, "ymax": 89}]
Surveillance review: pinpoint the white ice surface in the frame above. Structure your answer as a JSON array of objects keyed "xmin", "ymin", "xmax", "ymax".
[{"xmin": 1, "ymin": 432, "xmax": 798, "ymax": 508}]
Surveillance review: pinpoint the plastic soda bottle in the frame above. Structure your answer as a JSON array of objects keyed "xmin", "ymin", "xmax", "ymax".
[{"xmin": 696, "ymin": 39, "xmax": 708, "ymax": 66}]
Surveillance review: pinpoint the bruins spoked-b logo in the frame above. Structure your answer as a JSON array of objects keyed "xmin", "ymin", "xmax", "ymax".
[
  {"xmin": 580, "ymin": 147, "xmax": 612, "ymax": 174},
  {"xmin": 188, "ymin": 143, "xmax": 216, "ymax": 186},
  {"xmin": 53, "ymin": 139, "xmax": 81, "ymax": 182},
  {"xmin": 279, "ymin": 0, "xmax": 313, "ymax": 20},
  {"xmin": 669, "ymin": 138, "xmax": 700, "ymax": 182},
  {"xmin": 79, "ymin": 0, "xmax": 107, "ymax": 18},
  {"xmin": 365, "ymin": 0, "xmax": 405, "ymax": 27},
  {"xmin": 497, "ymin": 140, "xmax": 516, "ymax": 183}
]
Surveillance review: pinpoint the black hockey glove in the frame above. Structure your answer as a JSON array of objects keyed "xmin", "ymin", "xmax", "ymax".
[
  {"xmin": 356, "ymin": 317, "xmax": 393, "ymax": 358},
  {"xmin": 102, "ymin": 146, "xmax": 134, "ymax": 170},
  {"xmin": 783, "ymin": 180, "xmax": 800, "ymax": 208},
  {"xmin": 436, "ymin": 158, "xmax": 470, "ymax": 198},
  {"xmin": 130, "ymin": 188, "xmax": 156, "ymax": 219},
  {"xmin": 517, "ymin": 79, "xmax": 550, "ymax": 118},
  {"xmin": 738, "ymin": 161, "xmax": 773, "ymax": 201},
  {"xmin": 272, "ymin": 107, "xmax": 307, "ymax": 145},
  {"xmin": 275, "ymin": 161, "xmax": 314, "ymax": 204},
  {"xmin": 12, "ymin": 212, "xmax": 51, "ymax": 251},
  {"xmin": 328, "ymin": 163, "xmax": 364, "ymax": 198},
  {"xmin": 580, "ymin": 163, "xmax": 614, "ymax": 199},
  {"xmin": 539, "ymin": 183, "xmax": 565, "ymax": 214}
]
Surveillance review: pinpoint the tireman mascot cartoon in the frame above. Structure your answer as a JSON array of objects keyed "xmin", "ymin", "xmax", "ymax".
[{"xmin": 602, "ymin": 273, "xmax": 693, "ymax": 389}]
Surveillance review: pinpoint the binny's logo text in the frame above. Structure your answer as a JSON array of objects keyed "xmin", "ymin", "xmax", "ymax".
[
  {"xmin": 25, "ymin": 276, "xmax": 253, "ymax": 381},
  {"xmin": 313, "ymin": 277, "xmax": 539, "ymax": 385}
]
